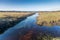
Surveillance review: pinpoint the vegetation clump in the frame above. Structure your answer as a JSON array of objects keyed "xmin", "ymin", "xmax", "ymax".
[{"xmin": 37, "ymin": 11, "xmax": 60, "ymax": 26}]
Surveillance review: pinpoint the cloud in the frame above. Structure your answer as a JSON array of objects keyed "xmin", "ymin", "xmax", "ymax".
[{"xmin": 0, "ymin": 0, "xmax": 60, "ymax": 11}]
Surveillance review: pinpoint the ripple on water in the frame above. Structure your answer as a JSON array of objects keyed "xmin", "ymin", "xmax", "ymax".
[{"xmin": 0, "ymin": 13, "xmax": 60, "ymax": 40}]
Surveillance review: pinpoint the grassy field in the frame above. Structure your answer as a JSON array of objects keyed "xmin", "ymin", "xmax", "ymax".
[
  {"xmin": 53, "ymin": 37, "xmax": 60, "ymax": 40},
  {"xmin": 37, "ymin": 11, "xmax": 60, "ymax": 27},
  {"xmin": 0, "ymin": 11, "xmax": 35, "ymax": 21},
  {"xmin": 0, "ymin": 11, "xmax": 34, "ymax": 34},
  {"xmin": 0, "ymin": 11, "xmax": 34, "ymax": 18}
]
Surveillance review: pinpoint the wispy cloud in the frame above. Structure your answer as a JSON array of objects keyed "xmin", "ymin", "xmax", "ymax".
[{"xmin": 0, "ymin": 0, "xmax": 60, "ymax": 11}]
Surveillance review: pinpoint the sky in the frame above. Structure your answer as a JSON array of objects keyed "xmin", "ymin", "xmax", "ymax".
[{"xmin": 0, "ymin": 0, "xmax": 60, "ymax": 11}]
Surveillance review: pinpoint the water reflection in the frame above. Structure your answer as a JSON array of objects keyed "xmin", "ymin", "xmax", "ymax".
[{"xmin": 0, "ymin": 13, "xmax": 60, "ymax": 40}]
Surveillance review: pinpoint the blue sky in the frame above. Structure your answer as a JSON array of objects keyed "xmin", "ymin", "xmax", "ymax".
[{"xmin": 0, "ymin": 0, "xmax": 60, "ymax": 11}]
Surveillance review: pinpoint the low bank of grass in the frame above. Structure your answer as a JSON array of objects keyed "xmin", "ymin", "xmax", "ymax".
[
  {"xmin": 0, "ymin": 12, "xmax": 33, "ymax": 18},
  {"xmin": 37, "ymin": 11, "xmax": 60, "ymax": 26},
  {"xmin": 0, "ymin": 11, "xmax": 34, "ymax": 34}
]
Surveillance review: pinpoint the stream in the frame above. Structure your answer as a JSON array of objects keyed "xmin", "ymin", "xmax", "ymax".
[{"xmin": 0, "ymin": 13, "xmax": 60, "ymax": 40}]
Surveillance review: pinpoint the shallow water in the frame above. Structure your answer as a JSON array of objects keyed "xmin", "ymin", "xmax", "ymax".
[{"xmin": 0, "ymin": 13, "xmax": 60, "ymax": 40}]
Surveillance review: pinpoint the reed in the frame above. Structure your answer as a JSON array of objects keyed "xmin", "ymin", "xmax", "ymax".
[{"xmin": 37, "ymin": 11, "xmax": 60, "ymax": 26}]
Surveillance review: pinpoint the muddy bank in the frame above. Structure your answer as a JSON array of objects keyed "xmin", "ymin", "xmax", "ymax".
[
  {"xmin": 0, "ymin": 13, "xmax": 35, "ymax": 34},
  {"xmin": 0, "ymin": 17, "xmax": 27, "ymax": 34}
]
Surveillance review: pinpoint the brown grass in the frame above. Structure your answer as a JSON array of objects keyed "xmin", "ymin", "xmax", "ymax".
[
  {"xmin": 37, "ymin": 11, "xmax": 60, "ymax": 27},
  {"xmin": 0, "ymin": 12, "xmax": 33, "ymax": 18}
]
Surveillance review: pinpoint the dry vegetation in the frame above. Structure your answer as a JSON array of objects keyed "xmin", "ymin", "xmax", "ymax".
[
  {"xmin": 0, "ymin": 11, "xmax": 34, "ymax": 18},
  {"xmin": 0, "ymin": 11, "xmax": 35, "ymax": 21},
  {"xmin": 37, "ymin": 11, "xmax": 60, "ymax": 26},
  {"xmin": 53, "ymin": 37, "xmax": 60, "ymax": 40},
  {"xmin": 0, "ymin": 11, "xmax": 35, "ymax": 34}
]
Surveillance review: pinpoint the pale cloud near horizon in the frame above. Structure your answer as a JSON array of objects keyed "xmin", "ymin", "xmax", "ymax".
[
  {"xmin": 0, "ymin": 4, "xmax": 60, "ymax": 11},
  {"xmin": 0, "ymin": 0, "xmax": 60, "ymax": 11}
]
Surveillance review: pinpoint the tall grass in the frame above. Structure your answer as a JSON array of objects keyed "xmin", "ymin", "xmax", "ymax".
[{"xmin": 37, "ymin": 11, "xmax": 60, "ymax": 26}]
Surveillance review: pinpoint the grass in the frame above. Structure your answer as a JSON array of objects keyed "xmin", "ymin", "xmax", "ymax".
[
  {"xmin": 37, "ymin": 11, "xmax": 60, "ymax": 26},
  {"xmin": 0, "ymin": 12, "xmax": 33, "ymax": 18},
  {"xmin": 0, "ymin": 11, "xmax": 34, "ymax": 21},
  {"xmin": 0, "ymin": 11, "xmax": 34, "ymax": 34},
  {"xmin": 53, "ymin": 37, "xmax": 60, "ymax": 40}
]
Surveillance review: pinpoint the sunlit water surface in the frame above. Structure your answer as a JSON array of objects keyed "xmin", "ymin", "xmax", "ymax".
[{"xmin": 0, "ymin": 13, "xmax": 60, "ymax": 40}]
